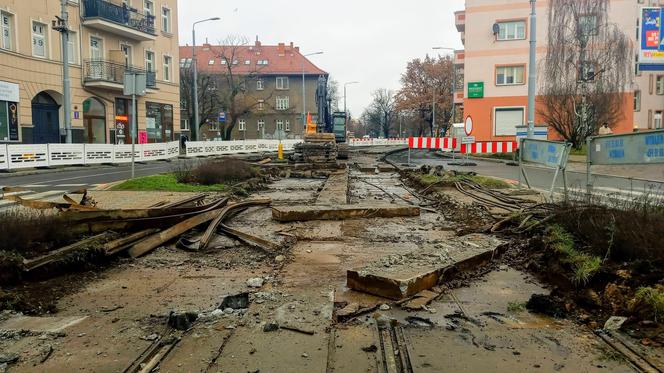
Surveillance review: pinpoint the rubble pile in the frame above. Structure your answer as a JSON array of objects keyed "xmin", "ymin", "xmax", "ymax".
[{"xmin": 290, "ymin": 133, "xmax": 338, "ymax": 167}]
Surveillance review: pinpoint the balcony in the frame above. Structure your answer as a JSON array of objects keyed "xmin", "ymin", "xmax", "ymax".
[
  {"xmin": 82, "ymin": 0, "xmax": 156, "ymax": 41},
  {"xmin": 83, "ymin": 60, "xmax": 157, "ymax": 91},
  {"xmin": 455, "ymin": 11, "xmax": 465, "ymax": 32}
]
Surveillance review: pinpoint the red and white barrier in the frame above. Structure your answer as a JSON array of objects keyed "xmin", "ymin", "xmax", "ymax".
[
  {"xmin": 460, "ymin": 141, "xmax": 518, "ymax": 154},
  {"xmin": 348, "ymin": 138, "xmax": 408, "ymax": 147},
  {"xmin": 408, "ymin": 137, "xmax": 457, "ymax": 150}
]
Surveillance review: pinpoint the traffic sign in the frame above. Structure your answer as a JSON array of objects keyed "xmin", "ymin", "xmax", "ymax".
[
  {"xmin": 218, "ymin": 112, "xmax": 226, "ymax": 123},
  {"xmin": 461, "ymin": 136, "xmax": 476, "ymax": 144},
  {"xmin": 464, "ymin": 116, "xmax": 473, "ymax": 136}
]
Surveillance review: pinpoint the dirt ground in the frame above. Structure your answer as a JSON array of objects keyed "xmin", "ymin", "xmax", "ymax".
[{"xmin": 0, "ymin": 148, "xmax": 661, "ymax": 372}]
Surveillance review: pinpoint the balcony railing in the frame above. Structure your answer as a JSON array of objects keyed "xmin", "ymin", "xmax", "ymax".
[
  {"xmin": 82, "ymin": 0, "xmax": 156, "ymax": 36},
  {"xmin": 84, "ymin": 60, "xmax": 157, "ymax": 89}
]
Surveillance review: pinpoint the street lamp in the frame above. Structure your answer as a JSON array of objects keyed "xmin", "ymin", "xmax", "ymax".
[
  {"xmin": 192, "ymin": 17, "xmax": 220, "ymax": 141},
  {"xmin": 343, "ymin": 81, "xmax": 359, "ymax": 130},
  {"xmin": 301, "ymin": 51, "xmax": 323, "ymax": 130},
  {"xmin": 433, "ymin": 47, "xmax": 457, "ymax": 136}
]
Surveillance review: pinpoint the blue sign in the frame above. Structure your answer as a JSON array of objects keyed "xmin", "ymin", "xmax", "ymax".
[
  {"xmin": 522, "ymin": 139, "xmax": 570, "ymax": 168},
  {"xmin": 218, "ymin": 112, "xmax": 226, "ymax": 123},
  {"xmin": 590, "ymin": 130, "xmax": 664, "ymax": 165}
]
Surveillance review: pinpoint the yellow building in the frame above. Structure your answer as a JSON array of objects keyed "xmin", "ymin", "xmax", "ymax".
[{"xmin": 0, "ymin": 0, "xmax": 180, "ymax": 144}]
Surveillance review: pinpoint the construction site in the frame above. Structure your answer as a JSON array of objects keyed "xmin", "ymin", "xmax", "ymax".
[{"xmin": 0, "ymin": 144, "xmax": 662, "ymax": 373}]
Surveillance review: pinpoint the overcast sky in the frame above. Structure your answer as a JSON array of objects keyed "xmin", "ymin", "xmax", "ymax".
[{"xmin": 178, "ymin": 0, "xmax": 465, "ymax": 117}]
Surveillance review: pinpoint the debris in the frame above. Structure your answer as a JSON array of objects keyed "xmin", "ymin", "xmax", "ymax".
[
  {"xmin": 210, "ymin": 309, "xmax": 224, "ymax": 318},
  {"xmin": 103, "ymin": 229, "xmax": 160, "ymax": 256},
  {"xmin": 263, "ymin": 323, "xmax": 279, "ymax": 332},
  {"xmin": 379, "ymin": 304, "xmax": 391, "ymax": 311},
  {"xmin": 301, "ymin": 352, "xmax": 309, "ymax": 358},
  {"xmin": 400, "ymin": 290, "xmax": 440, "ymax": 310},
  {"xmin": 272, "ymin": 204, "xmax": 420, "ymax": 222},
  {"xmin": 219, "ymin": 224, "xmax": 281, "ymax": 253},
  {"xmin": 405, "ymin": 316, "xmax": 435, "ymax": 327},
  {"xmin": 199, "ymin": 199, "xmax": 274, "ymax": 251},
  {"xmin": 219, "ymin": 293, "xmax": 250, "ymax": 310},
  {"xmin": 22, "ymin": 232, "xmax": 115, "ymax": 272},
  {"xmin": 280, "ymin": 325, "xmax": 315, "ymax": 335},
  {"xmin": 223, "ymin": 308, "xmax": 235, "ymax": 315},
  {"xmin": 603, "ymin": 316, "xmax": 628, "ymax": 331},
  {"xmin": 125, "ymin": 336, "xmax": 180, "ymax": 373},
  {"xmin": 335, "ymin": 303, "xmax": 360, "ymax": 318},
  {"xmin": 167, "ymin": 311, "xmax": 198, "ymax": 331},
  {"xmin": 100, "ymin": 305, "xmax": 124, "ymax": 313},
  {"xmin": 274, "ymin": 255, "xmax": 285, "ymax": 263},
  {"xmin": 141, "ymin": 333, "xmax": 159, "ymax": 341},
  {"xmin": 0, "ymin": 353, "xmax": 18, "ymax": 364},
  {"xmin": 361, "ymin": 344, "xmax": 378, "ymax": 353},
  {"xmin": 246, "ymin": 278, "xmax": 264, "ymax": 288}
]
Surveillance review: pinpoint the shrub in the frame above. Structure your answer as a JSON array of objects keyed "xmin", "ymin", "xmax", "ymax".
[
  {"xmin": 543, "ymin": 224, "xmax": 602, "ymax": 286},
  {"xmin": 192, "ymin": 159, "xmax": 258, "ymax": 186},
  {"xmin": 634, "ymin": 286, "xmax": 664, "ymax": 322},
  {"xmin": 172, "ymin": 160, "xmax": 196, "ymax": 184}
]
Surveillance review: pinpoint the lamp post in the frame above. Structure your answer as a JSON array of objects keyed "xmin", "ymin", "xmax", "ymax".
[
  {"xmin": 527, "ymin": 0, "xmax": 537, "ymax": 138},
  {"xmin": 343, "ymin": 81, "xmax": 359, "ymax": 131},
  {"xmin": 192, "ymin": 17, "xmax": 220, "ymax": 141},
  {"xmin": 301, "ymin": 51, "xmax": 323, "ymax": 130},
  {"xmin": 433, "ymin": 47, "xmax": 457, "ymax": 137}
]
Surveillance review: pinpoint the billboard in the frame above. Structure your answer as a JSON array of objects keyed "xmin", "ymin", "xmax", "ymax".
[{"xmin": 639, "ymin": 7, "xmax": 664, "ymax": 65}]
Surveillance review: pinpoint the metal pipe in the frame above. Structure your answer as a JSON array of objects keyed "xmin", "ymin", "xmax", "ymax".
[{"xmin": 527, "ymin": 0, "xmax": 537, "ymax": 138}]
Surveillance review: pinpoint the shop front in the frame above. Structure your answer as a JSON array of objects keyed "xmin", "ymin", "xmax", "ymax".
[{"xmin": 146, "ymin": 102, "xmax": 173, "ymax": 143}]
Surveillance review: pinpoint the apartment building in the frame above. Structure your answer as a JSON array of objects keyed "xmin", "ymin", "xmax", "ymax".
[
  {"xmin": 0, "ymin": 0, "xmax": 180, "ymax": 144},
  {"xmin": 454, "ymin": 0, "xmax": 664, "ymax": 143},
  {"xmin": 179, "ymin": 39, "xmax": 328, "ymax": 141}
]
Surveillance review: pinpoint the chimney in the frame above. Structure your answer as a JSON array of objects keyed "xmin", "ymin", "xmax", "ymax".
[
  {"xmin": 278, "ymin": 42, "xmax": 285, "ymax": 56},
  {"xmin": 295, "ymin": 46, "xmax": 300, "ymax": 53},
  {"xmin": 255, "ymin": 36, "xmax": 261, "ymax": 47}
]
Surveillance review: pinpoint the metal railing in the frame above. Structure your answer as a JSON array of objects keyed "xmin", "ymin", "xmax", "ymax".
[
  {"xmin": 84, "ymin": 60, "xmax": 157, "ymax": 88},
  {"xmin": 82, "ymin": 0, "xmax": 156, "ymax": 35}
]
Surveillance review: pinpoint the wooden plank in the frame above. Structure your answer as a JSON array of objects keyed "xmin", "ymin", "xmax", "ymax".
[
  {"xmin": 103, "ymin": 229, "xmax": 160, "ymax": 256},
  {"xmin": 271, "ymin": 204, "xmax": 420, "ymax": 222}
]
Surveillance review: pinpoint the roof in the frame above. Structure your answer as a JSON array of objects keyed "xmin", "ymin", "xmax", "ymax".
[{"xmin": 179, "ymin": 41, "xmax": 327, "ymax": 76}]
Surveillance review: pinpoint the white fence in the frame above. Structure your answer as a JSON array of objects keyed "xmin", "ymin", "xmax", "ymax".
[
  {"xmin": 0, "ymin": 138, "xmax": 408, "ymax": 171},
  {"xmin": 349, "ymin": 138, "xmax": 408, "ymax": 147}
]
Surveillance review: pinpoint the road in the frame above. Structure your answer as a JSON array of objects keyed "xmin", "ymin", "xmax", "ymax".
[{"xmin": 388, "ymin": 149, "xmax": 664, "ymax": 196}]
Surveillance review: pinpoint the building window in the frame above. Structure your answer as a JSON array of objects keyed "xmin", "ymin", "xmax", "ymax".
[
  {"xmin": 258, "ymin": 119, "xmax": 264, "ymax": 131},
  {"xmin": 655, "ymin": 111, "xmax": 663, "ymax": 129},
  {"xmin": 276, "ymin": 77, "xmax": 289, "ymax": 90},
  {"xmin": 496, "ymin": 65, "xmax": 525, "ymax": 85},
  {"xmin": 90, "ymin": 36, "xmax": 103, "ymax": 60},
  {"xmin": 208, "ymin": 59, "xmax": 215, "ymax": 65},
  {"xmin": 180, "ymin": 118, "xmax": 189, "ymax": 130},
  {"xmin": 146, "ymin": 102, "xmax": 174, "ymax": 142},
  {"xmin": 239, "ymin": 119, "xmax": 246, "ymax": 131},
  {"xmin": 276, "ymin": 96, "xmax": 289, "ymax": 110},
  {"xmin": 656, "ymin": 76, "xmax": 664, "ymax": 95},
  {"xmin": 258, "ymin": 100, "xmax": 264, "ymax": 110},
  {"xmin": 245, "ymin": 60, "xmax": 251, "ymax": 65},
  {"xmin": 634, "ymin": 90, "xmax": 641, "ymax": 112},
  {"xmin": 120, "ymin": 43, "xmax": 133, "ymax": 66},
  {"xmin": 494, "ymin": 107, "xmax": 524, "ymax": 136},
  {"xmin": 257, "ymin": 59, "xmax": 269, "ymax": 65},
  {"xmin": 144, "ymin": 0, "xmax": 154, "ymax": 16},
  {"xmin": 0, "ymin": 92, "xmax": 20, "ymax": 142},
  {"xmin": 163, "ymin": 55, "xmax": 172, "ymax": 81},
  {"xmin": 578, "ymin": 15, "xmax": 598, "ymax": 38},
  {"xmin": 32, "ymin": 21, "xmax": 47, "ymax": 58},
  {"xmin": 1, "ymin": 12, "xmax": 14, "ymax": 51},
  {"xmin": 497, "ymin": 20, "xmax": 526, "ymax": 41},
  {"xmin": 285, "ymin": 120, "xmax": 290, "ymax": 132},
  {"xmin": 67, "ymin": 31, "xmax": 78, "ymax": 64},
  {"xmin": 145, "ymin": 50, "xmax": 155, "ymax": 72},
  {"xmin": 257, "ymin": 79, "xmax": 264, "ymax": 90},
  {"xmin": 578, "ymin": 62, "xmax": 596, "ymax": 82},
  {"xmin": 276, "ymin": 120, "xmax": 284, "ymax": 131},
  {"xmin": 161, "ymin": 7, "xmax": 171, "ymax": 33}
]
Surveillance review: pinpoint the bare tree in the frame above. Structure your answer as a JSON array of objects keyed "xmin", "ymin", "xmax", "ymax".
[
  {"xmin": 539, "ymin": 0, "xmax": 632, "ymax": 148},
  {"xmin": 363, "ymin": 89, "xmax": 396, "ymax": 138},
  {"xmin": 213, "ymin": 35, "xmax": 276, "ymax": 140},
  {"xmin": 327, "ymin": 78, "xmax": 340, "ymax": 112},
  {"xmin": 180, "ymin": 64, "xmax": 221, "ymax": 134}
]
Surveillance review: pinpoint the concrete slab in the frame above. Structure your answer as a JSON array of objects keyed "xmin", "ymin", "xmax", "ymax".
[
  {"xmin": 347, "ymin": 234, "xmax": 505, "ymax": 300},
  {"xmin": 272, "ymin": 204, "xmax": 420, "ymax": 222},
  {"xmin": 315, "ymin": 171, "xmax": 349, "ymax": 205},
  {"xmin": 0, "ymin": 315, "xmax": 88, "ymax": 333}
]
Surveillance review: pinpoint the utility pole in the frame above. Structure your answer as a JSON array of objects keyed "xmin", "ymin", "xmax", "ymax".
[
  {"xmin": 54, "ymin": 0, "xmax": 72, "ymax": 143},
  {"xmin": 192, "ymin": 17, "xmax": 220, "ymax": 142},
  {"xmin": 432, "ymin": 88, "xmax": 436, "ymax": 137},
  {"xmin": 527, "ymin": 0, "xmax": 537, "ymax": 138}
]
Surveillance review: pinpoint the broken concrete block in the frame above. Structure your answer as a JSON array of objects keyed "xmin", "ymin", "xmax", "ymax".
[
  {"xmin": 263, "ymin": 322, "xmax": 279, "ymax": 332},
  {"xmin": 272, "ymin": 204, "xmax": 420, "ymax": 222},
  {"xmin": 246, "ymin": 278, "xmax": 264, "ymax": 288},
  {"xmin": 219, "ymin": 292, "xmax": 250, "ymax": 310},
  {"xmin": 347, "ymin": 234, "xmax": 505, "ymax": 300},
  {"xmin": 167, "ymin": 311, "xmax": 198, "ymax": 331}
]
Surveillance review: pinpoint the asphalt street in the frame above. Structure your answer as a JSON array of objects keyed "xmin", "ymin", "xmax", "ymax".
[{"xmin": 388, "ymin": 149, "xmax": 664, "ymax": 196}]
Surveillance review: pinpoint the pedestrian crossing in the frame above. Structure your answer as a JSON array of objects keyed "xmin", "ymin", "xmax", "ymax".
[{"xmin": 0, "ymin": 184, "xmax": 105, "ymax": 211}]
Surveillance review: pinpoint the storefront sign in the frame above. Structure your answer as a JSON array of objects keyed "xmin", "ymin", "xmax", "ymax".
[
  {"xmin": 115, "ymin": 115, "xmax": 128, "ymax": 144},
  {"xmin": 0, "ymin": 81, "xmax": 19, "ymax": 103},
  {"xmin": 467, "ymin": 82, "xmax": 484, "ymax": 98}
]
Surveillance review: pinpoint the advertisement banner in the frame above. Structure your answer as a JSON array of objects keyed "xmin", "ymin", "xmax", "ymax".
[{"xmin": 639, "ymin": 7, "xmax": 664, "ymax": 64}]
